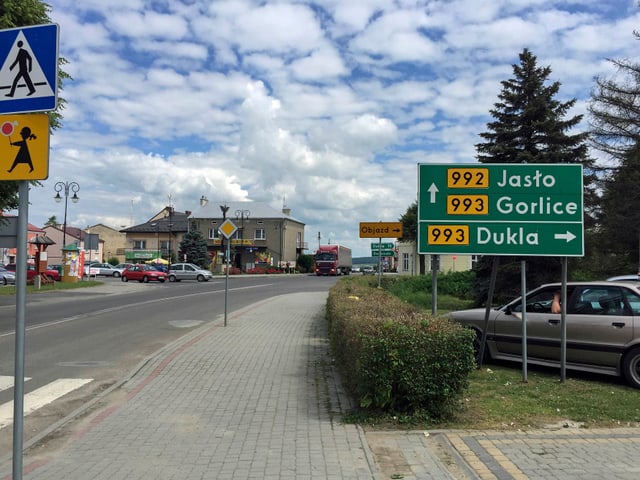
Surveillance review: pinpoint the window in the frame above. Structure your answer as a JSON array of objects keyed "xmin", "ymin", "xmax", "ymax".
[
  {"xmin": 133, "ymin": 240, "xmax": 146, "ymax": 250},
  {"xmin": 402, "ymin": 253, "xmax": 409, "ymax": 271},
  {"xmin": 208, "ymin": 228, "xmax": 220, "ymax": 239},
  {"xmin": 254, "ymin": 228, "xmax": 266, "ymax": 240}
]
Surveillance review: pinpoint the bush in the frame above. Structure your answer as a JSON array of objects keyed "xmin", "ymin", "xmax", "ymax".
[{"xmin": 327, "ymin": 276, "xmax": 475, "ymax": 420}]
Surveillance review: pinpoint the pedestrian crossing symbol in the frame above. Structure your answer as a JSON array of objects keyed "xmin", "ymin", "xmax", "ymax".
[
  {"xmin": 0, "ymin": 24, "xmax": 58, "ymax": 114},
  {"xmin": 0, "ymin": 113, "xmax": 50, "ymax": 180}
]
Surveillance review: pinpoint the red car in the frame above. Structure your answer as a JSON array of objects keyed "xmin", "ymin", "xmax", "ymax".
[
  {"xmin": 121, "ymin": 264, "xmax": 167, "ymax": 283},
  {"xmin": 5, "ymin": 263, "xmax": 61, "ymax": 282}
]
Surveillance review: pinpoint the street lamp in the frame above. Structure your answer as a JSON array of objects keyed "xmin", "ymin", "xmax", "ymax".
[
  {"xmin": 54, "ymin": 181, "xmax": 80, "ymax": 249},
  {"xmin": 235, "ymin": 209, "xmax": 250, "ymax": 271}
]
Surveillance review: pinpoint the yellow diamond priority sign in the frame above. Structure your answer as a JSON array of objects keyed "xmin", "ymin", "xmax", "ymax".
[{"xmin": 219, "ymin": 219, "xmax": 237, "ymax": 239}]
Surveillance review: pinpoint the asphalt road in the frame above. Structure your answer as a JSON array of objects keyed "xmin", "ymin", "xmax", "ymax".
[{"xmin": 0, "ymin": 274, "xmax": 338, "ymax": 455}]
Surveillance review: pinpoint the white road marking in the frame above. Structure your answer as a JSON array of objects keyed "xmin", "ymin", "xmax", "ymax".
[
  {"xmin": 0, "ymin": 375, "xmax": 31, "ymax": 392},
  {"xmin": 0, "ymin": 378, "xmax": 92, "ymax": 429}
]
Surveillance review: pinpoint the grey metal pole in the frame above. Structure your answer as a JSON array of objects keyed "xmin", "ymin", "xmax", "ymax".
[
  {"xmin": 431, "ymin": 255, "xmax": 438, "ymax": 316},
  {"xmin": 560, "ymin": 257, "xmax": 568, "ymax": 383},
  {"xmin": 224, "ymin": 241, "xmax": 230, "ymax": 327},
  {"xmin": 521, "ymin": 260, "xmax": 527, "ymax": 383},
  {"xmin": 13, "ymin": 181, "xmax": 29, "ymax": 479},
  {"xmin": 377, "ymin": 238, "xmax": 382, "ymax": 288}
]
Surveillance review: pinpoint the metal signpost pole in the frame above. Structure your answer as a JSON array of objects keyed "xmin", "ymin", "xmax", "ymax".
[
  {"xmin": 377, "ymin": 238, "xmax": 382, "ymax": 287},
  {"xmin": 13, "ymin": 181, "xmax": 29, "ymax": 480},
  {"xmin": 224, "ymin": 241, "xmax": 230, "ymax": 327}
]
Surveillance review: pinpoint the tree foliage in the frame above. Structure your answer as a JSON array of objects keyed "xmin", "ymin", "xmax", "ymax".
[
  {"xmin": 472, "ymin": 48, "xmax": 594, "ymax": 303},
  {"xmin": 476, "ymin": 49, "xmax": 590, "ymax": 165},
  {"xmin": 398, "ymin": 201, "xmax": 426, "ymax": 274},
  {"xmin": 0, "ymin": 0, "xmax": 70, "ymax": 213},
  {"xmin": 588, "ymin": 28, "xmax": 640, "ymax": 274},
  {"xmin": 178, "ymin": 230, "xmax": 210, "ymax": 268}
]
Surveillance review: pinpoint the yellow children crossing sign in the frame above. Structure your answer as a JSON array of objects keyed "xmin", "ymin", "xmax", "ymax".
[{"xmin": 0, "ymin": 113, "xmax": 49, "ymax": 180}]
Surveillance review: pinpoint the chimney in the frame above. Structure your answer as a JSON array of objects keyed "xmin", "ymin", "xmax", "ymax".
[{"xmin": 200, "ymin": 195, "xmax": 208, "ymax": 206}]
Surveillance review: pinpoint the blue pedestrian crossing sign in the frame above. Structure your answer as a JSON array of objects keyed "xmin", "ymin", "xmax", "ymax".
[{"xmin": 0, "ymin": 24, "xmax": 59, "ymax": 114}]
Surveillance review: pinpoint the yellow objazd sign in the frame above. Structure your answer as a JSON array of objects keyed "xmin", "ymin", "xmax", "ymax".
[{"xmin": 0, "ymin": 113, "xmax": 49, "ymax": 180}]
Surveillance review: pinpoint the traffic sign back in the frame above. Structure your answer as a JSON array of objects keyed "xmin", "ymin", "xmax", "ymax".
[{"xmin": 0, "ymin": 24, "xmax": 59, "ymax": 114}]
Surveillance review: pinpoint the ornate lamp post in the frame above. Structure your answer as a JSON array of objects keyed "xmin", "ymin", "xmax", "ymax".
[
  {"xmin": 54, "ymin": 181, "xmax": 80, "ymax": 249},
  {"xmin": 235, "ymin": 209, "xmax": 250, "ymax": 270}
]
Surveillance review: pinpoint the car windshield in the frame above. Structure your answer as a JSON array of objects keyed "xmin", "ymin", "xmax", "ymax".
[{"xmin": 315, "ymin": 253, "xmax": 336, "ymax": 261}]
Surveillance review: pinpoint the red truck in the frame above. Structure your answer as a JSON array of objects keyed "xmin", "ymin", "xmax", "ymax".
[{"xmin": 314, "ymin": 244, "xmax": 352, "ymax": 276}]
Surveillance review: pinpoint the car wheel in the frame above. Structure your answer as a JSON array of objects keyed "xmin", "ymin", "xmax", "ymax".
[
  {"xmin": 168, "ymin": 275, "xmax": 177, "ymax": 282},
  {"xmin": 142, "ymin": 276, "xmax": 149, "ymax": 283},
  {"xmin": 197, "ymin": 274, "xmax": 205, "ymax": 282},
  {"xmin": 113, "ymin": 272, "xmax": 121, "ymax": 278},
  {"xmin": 1, "ymin": 277, "xmax": 6, "ymax": 286},
  {"xmin": 622, "ymin": 347, "xmax": 640, "ymax": 388},
  {"xmin": 159, "ymin": 279, "xmax": 165, "ymax": 283},
  {"xmin": 122, "ymin": 276, "xmax": 128, "ymax": 282}
]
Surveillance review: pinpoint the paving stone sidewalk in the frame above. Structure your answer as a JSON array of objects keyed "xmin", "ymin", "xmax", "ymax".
[{"xmin": 8, "ymin": 292, "xmax": 385, "ymax": 479}]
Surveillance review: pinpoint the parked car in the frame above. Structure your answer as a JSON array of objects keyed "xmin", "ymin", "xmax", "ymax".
[
  {"xmin": 0, "ymin": 266, "xmax": 16, "ymax": 285},
  {"xmin": 121, "ymin": 264, "xmax": 167, "ymax": 283},
  {"xmin": 168, "ymin": 263, "xmax": 213, "ymax": 282},
  {"xmin": 607, "ymin": 274, "xmax": 640, "ymax": 282},
  {"xmin": 86, "ymin": 262, "xmax": 122, "ymax": 277},
  {"xmin": 83, "ymin": 260, "xmax": 102, "ymax": 275},
  {"xmin": 5, "ymin": 263, "xmax": 60, "ymax": 282},
  {"xmin": 114, "ymin": 263, "xmax": 134, "ymax": 272},
  {"xmin": 447, "ymin": 281, "xmax": 640, "ymax": 389}
]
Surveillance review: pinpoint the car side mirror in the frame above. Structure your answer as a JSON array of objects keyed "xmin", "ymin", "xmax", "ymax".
[{"xmin": 505, "ymin": 305, "xmax": 513, "ymax": 315}]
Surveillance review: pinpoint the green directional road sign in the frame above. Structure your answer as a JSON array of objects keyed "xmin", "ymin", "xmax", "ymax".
[
  {"xmin": 372, "ymin": 250, "xmax": 394, "ymax": 257},
  {"xmin": 417, "ymin": 163, "xmax": 584, "ymax": 256},
  {"xmin": 371, "ymin": 242, "xmax": 394, "ymax": 250}
]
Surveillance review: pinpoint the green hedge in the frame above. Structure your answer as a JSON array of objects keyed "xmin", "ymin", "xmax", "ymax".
[{"xmin": 327, "ymin": 276, "xmax": 475, "ymax": 419}]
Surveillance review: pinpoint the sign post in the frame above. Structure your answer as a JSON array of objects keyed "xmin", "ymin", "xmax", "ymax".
[
  {"xmin": 360, "ymin": 222, "xmax": 403, "ymax": 287},
  {"xmin": 418, "ymin": 163, "xmax": 584, "ymax": 385},
  {"xmin": 417, "ymin": 163, "xmax": 584, "ymax": 256},
  {"xmin": 219, "ymin": 219, "xmax": 237, "ymax": 327},
  {"xmin": 0, "ymin": 24, "xmax": 59, "ymax": 114},
  {"xmin": 1, "ymin": 23, "xmax": 59, "ymax": 480}
]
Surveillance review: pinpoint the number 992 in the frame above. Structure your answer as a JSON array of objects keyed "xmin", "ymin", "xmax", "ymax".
[{"xmin": 427, "ymin": 225, "xmax": 469, "ymax": 245}]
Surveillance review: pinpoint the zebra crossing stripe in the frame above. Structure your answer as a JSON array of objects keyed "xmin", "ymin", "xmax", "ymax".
[
  {"xmin": 0, "ymin": 375, "xmax": 31, "ymax": 392},
  {"xmin": 0, "ymin": 378, "xmax": 92, "ymax": 429}
]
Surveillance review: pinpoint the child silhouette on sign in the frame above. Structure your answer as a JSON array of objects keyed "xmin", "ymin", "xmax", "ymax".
[
  {"xmin": 6, "ymin": 40, "xmax": 36, "ymax": 97},
  {"xmin": 7, "ymin": 126, "xmax": 36, "ymax": 173}
]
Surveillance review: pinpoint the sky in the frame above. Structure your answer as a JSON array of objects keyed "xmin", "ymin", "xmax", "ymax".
[{"xmin": 4, "ymin": 0, "xmax": 640, "ymax": 257}]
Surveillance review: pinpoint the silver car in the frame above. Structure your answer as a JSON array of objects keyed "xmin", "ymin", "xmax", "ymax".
[
  {"xmin": 0, "ymin": 266, "xmax": 16, "ymax": 285},
  {"xmin": 447, "ymin": 282, "xmax": 640, "ymax": 389},
  {"xmin": 168, "ymin": 263, "xmax": 213, "ymax": 282}
]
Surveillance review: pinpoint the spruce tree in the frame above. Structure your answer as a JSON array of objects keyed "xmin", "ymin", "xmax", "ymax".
[
  {"xmin": 178, "ymin": 230, "xmax": 210, "ymax": 268},
  {"xmin": 476, "ymin": 48, "xmax": 589, "ymax": 164},
  {"xmin": 473, "ymin": 48, "xmax": 594, "ymax": 302}
]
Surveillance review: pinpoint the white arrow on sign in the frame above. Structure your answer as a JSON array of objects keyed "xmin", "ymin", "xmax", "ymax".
[
  {"xmin": 427, "ymin": 183, "xmax": 439, "ymax": 203},
  {"xmin": 554, "ymin": 231, "xmax": 576, "ymax": 242}
]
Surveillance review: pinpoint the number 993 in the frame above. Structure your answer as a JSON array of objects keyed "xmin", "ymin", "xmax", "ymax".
[{"xmin": 427, "ymin": 225, "xmax": 469, "ymax": 245}]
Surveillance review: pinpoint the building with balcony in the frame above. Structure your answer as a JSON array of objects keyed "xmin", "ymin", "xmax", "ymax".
[{"xmin": 188, "ymin": 198, "xmax": 306, "ymax": 272}]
